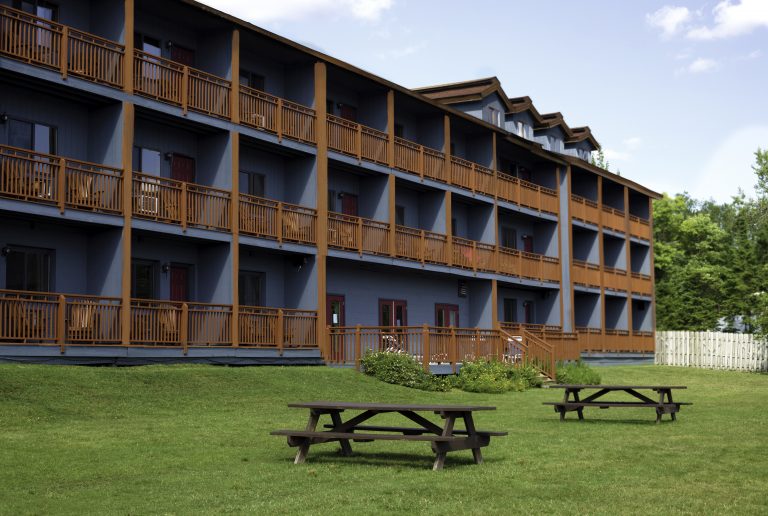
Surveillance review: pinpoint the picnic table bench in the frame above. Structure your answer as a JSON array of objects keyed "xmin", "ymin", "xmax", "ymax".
[
  {"xmin": 544, "ymin": 385, "xmax": 692, "ymax": 423},
  {"xmin": 271, "ymin": 401, "xmax": 507, "ymax": 470}
]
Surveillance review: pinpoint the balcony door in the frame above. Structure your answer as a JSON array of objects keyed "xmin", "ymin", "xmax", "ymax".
[
  {"xmin": 379, "ymin": 299, "xmax": 407, "ymax": 328},
  {"xmin": 170, "ymin": 45, "xmax": 195, "ymax": 67},
  {"xmin": 523, "ymin": 300, "xmax": 534, "ymax": 324},
  {"xmin": 522, "ymin": 235, "xmax": 534, "ymax": 253},
  {"xmin": 326, "ymin": 295, "xmax": 345, "ymax": 327},
  {"xmin": 169, "ymin": 264, "xmax": 191, "ymax": 302},
  {"xmin": 435, "ymin": 304, "xmax": 459, "ymax": 328},
  {"xmin": 5, "ymin": 245, "xmax": 54, "ymax": 292},
  {"xmin": 8, "ymin": 118, "xmax": 56, "ymax": 154},
  {"xmin": 341, "ymin": 193, "xmax": 358, "ymax": 216},
  {"xmin": 170, "ymin": 154, "xmax": 195, "ymax": 183}
]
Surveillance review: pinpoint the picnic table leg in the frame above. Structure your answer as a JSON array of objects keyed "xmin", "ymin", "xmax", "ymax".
[
  {"xmin": 573, "ymin": 390, "xmax": 584, "ymax": 420},
  {"xmin": 433, "ymin": 414, "xmax": 456, "ymax": 471},
  {"xmin": 462, "ymin": 412, "xmax": 483, "ymax": 465},
  {"xmin": 330, "ymin": 411, "xmax": 353, "ymax": 456},
  {"xmin": 658, "ymin": 389, "xmax": 676, "ymax": 421},
  {"xmin": 294, "ymin": 410, "xmax": 320, "ymax": 464}
]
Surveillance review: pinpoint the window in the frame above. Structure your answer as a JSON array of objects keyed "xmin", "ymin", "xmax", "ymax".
[
  {"xmin": 135, "ymin": 33, "xmax": 161, "ymax": 56},
  {"xmin": 500, "ymin": 226, "xmax": 517, "ymax": 249},
  {"xmin": 435, "ymin": 304, "xmax": 459, "ymax": 327},
  {"xmin": 487, "ymin": 106, "xmax": 501, "ymax": 127},
  {"xmin": 5, "ymin": 246, "xmax": 54, "ymax": 292},
  {"xmin": 8, "ymin": 118, "xmax": 56, "ymax": 154},
  {"xmin": 131, "ymin": 260, "xmax": 157, "ymax": 299},
  {"xmin": 395, "ymin": 205, "xmax": 405, "ymax": 226},
  {"xmin": 326, "ymin": 99, "xmax": 335, "ymax": 116},
  {"xmin": 339, "ymin": 104, "xmax": 357, "ymax": 122},
  {"xmin": 132, "ymin": 147, "xmax": 162, "ymax": 174},
  {"xmin": 239, "ymin": 70, "xmax": 265, "ymax": 91},
  {"xmin": 239, "ymin": 171, "xmax": 265, "ymax": 197},
  {"xmin": 15, "ymin": 0, "xmax": 58, "ymax": 21},
  {"xmin": 503, "ymin": 298, "xmax": 517, "ymax": 323},
  {"xmin": 239, "ymin": 271, "xmax": 264, "ymax": 306},
  {"xmin": 394, "ymin": 124, "xmax": 404, "ymax": 138},
  {"xmin": 327, "ymin": 190, "xmax": 336, "ymax": 212},
  {"xmin": 451, "ymin": 218, "xmax": 457, "ymax": 236},
  {"xmin": 450, "ymin": 142, "xmax": 455, "ymax": 156}
]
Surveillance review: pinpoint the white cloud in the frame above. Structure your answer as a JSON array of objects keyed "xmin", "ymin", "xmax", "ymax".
[
  {"xmin": 197, "ymin": 0, "xmax": 394, "ymax": 24},
  {"xmin": 687, "ymin": 0, "xmax": 768, "ymax": 40},
  {"xmin": 377, "ymin": 43, "xmax": 426, "ymax": 60},
  {"xmin": 647, "ymin": 6, "xmax": 692, "ymax": 37},
  {"xmin": 603, "ymin": 149, "xmax": 631, "ymax": 162},
  {"xmin": 623, "ymin": 137, "xmax": 643, "ymax": 150},
  {"xmin": 690, "ymin": 126, "xmax": 768, "ymax": 202},
  {"xmin": 687, "ymin": 57, "xmax": 719, "ymax": 73}
]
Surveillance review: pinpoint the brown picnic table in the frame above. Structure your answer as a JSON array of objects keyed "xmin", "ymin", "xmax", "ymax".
[
  {"xmin": 544, "ymin": 385, "xmax": 692, "ymax": 423},
  {"xmin": 271, "ymin": 401, "xmax": 507, "ymax": 470}
]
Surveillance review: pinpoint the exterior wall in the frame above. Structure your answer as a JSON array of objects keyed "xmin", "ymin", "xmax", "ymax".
[
  {"xmin": 497, "ymin": 286, "xmax": 560, "ymax": 325},
  {"xmin": 604, "ymin": 294, "xmax": 628, "ymax": 330},
  {"xmin": 453, "ymin": 201, "xmax": 494, "ymax": 243},
  {"xmin": 629, "ymin": 193, "xmax": 651, "ymax": 218},
  {"xmin": 602, "ymin": 182, "xmax": 625, "ymax": 210},
  {"xmin": 573, "ymin": 229, "xmax": 599, "ymax": 263},
  {"xmin": 240, "ymin": 145, "xmax": 317, "ymax": 204},
  {"xmin": 631, "ymin": 298, "xmax": 652, "ymax": 331},
  {"xmin": 630, "ymin": 242, "xmax": 651, "ymax": 274},
  {"xmin": 534, "ymin": 126, "xmax": 566, "ymax": 153},
  {"xmin": 571, "ymin": 172, "xmax": 598, "ymax": 200},
  {"xmin": 505, "ymin": 112, "xmax": 535, "ymax": 140},
  {"xmin": 328, "ymin": 168, "xmax": 388, "ymax": 220},
  {"xmin": 395, "ymin": 186, "xmax": 445, "ymax": 232},
  {"xmin": 498, "ymin": 211, "xmax": 558, "ymax": 256},
  {"xmin": 564, "ymin": 140, "xmax": 593, "ymax": 162},
  {"xmin": 603, "ymin": 234, "xmax": 627, "ymax": 269},
  {"xmin": 574, "ymin": 292, "xmax": 601, "ymax": 328}
]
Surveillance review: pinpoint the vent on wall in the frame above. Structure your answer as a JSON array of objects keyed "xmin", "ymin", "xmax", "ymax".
[{"xmin": 458, "ymin": 280, "xmax": 468, "ymax": 298}]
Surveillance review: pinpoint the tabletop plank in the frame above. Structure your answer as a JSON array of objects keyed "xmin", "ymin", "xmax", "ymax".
[
  {"xmin": 548, "ymin": 385, "xmax": 687, "ymax": 390},
  {"xmin": 287, "ymin": 401, "xmax": 497, "ymax": 411}
]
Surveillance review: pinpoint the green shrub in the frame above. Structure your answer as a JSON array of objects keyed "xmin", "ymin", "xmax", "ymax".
[
  {"xmin": 360, "ymin": 351, "xmax": 452, "ymax": 392},
  {"xmin": 456, "ymin": 359, "xmax": 543, "ymax": 393},
  {"xmin": 555, "ymin": 360, "xmax": 601, "ymax": 385}
]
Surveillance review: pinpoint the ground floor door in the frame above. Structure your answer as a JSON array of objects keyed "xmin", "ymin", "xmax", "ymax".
[
  {"xmin": 379, "ymin": 299, "xmax": 407, "ymax": 327},
  {"xmin": 327, "ymin": 294, "xmax": 346, "ymax": 361},
  {"xmin": 169, "ymin": 264, "xmax": 190, "ymax": 302},
  {"xmin": 435, "ymin": 304, "xmax": 459, "ymax": 327}
]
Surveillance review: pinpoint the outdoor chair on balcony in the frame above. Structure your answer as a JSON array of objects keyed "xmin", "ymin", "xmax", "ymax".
[
  {"xmin": 159, "ymin": 306, "xmax": 180, "ymax": 344},
  {"xmin": 68, "ymin": 175, "xmax": 102, "ymax": 208},
  {"xmin": 67, "ymin": 300, "xmax": 97, "ymax": 342}
]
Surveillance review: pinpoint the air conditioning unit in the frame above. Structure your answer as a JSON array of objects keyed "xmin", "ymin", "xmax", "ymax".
[
  {"xmin": 250, "ymin": 113, "xmax": 267, "ymax": 128},
  {"xmin": 137, "ymin": 181, "xmax": 159, "ymax": 214}
]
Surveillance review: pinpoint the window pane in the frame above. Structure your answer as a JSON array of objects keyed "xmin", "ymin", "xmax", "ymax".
[
  {"xmin": 33, "ymin": 123, "xmax": 53, "ymax": 154},
  {"xmin": 6, "ymin": 250, "xmax": 24, "ymax": 290},
  {"xmin": 132, "ymin": 262, "xmax": 156, "ymax": 299},
  {"xmin": 142, "ymin": 37, "xmax": 161, "ymax": 57},
  {"xmin": 395, "ymin": 206, "xmax": 405, "ymax": 226},
  {"xmin": 8, "ymin": 119, "xmax": 32, "ymax": 150},
  {"xmin": 239, "ymin": 271, "xmax": 263, "ymax": 306},
  {"xmin": 140, "ymin": 149, "xmax": 161, "ymax": 175}
]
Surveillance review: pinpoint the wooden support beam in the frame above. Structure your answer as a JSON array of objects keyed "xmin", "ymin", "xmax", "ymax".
[
  {"xmin": 445, "ymin": 190, "xmax": 453, "ymax": 267},
  {"xmin": 314, "ymin": 61, "xmax": 328, "ymax": 357},
  {"xmin": 230, "ymin": 29, "xmax": 240, "ymax": 125},
  {"xmin": 231, "ymin": 131, "xmax": 240, "ymax": 347},
  {"xmin": 123, "ymin": 0, "xmax": 134, "ymax": 94},
  {"xmin": 120, "ymin": 101, "xmax": 134, "ymax": 346},
  {"xmin": 387, "ymin": 90, "xmax": 395, "ymax": 168},
  {"xmin": 388, "ymin": 173, "xmax": 396, "ymax": 257}
]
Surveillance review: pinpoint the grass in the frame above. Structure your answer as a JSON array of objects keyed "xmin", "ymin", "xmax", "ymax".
[{"xmin": 0, "ymin": 364, "xmax": 766, "ymax": 515}]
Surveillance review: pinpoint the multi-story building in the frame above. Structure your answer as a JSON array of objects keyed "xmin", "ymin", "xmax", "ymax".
[{"xmin": 0, "ymin": 0, "xmax": 658, "ymax": 373}]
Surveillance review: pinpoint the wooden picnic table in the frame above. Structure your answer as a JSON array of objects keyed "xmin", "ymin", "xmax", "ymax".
[
  {"xmin": 544, "ymin": 385, "xmax": 692, "ymax": 423},
  {"xmin": 271, "ymin": 401, "xmax": 507, "ymax": 470}
]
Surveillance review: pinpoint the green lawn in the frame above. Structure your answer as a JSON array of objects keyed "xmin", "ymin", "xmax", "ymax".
[{"xmin": 1, "ymin": 364, "xmax": 766, "ymax": 515}]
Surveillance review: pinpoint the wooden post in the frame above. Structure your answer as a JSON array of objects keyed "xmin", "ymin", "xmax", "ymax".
[
  {"xmin": 60, "ymin": 26, "xmax": 68, "ymax": 80},
  {"xmin": 57, "ymin": 157, "xmax": 66, "ymax": 213},
  {"xmin": 276, "ymin": 98, "xmax": 283, "ymax": 142},
  {"xmin": 181, "ymin": 66, "xmax": 189, "ymax": 115},
  {"xmin": 180, "ymin": 181, "xmax": 188, "ymax": 231},
  {"xmin": 277, "ymin": 309, "xmax": 284, "ymax": 356},
  {"xmin": 386, "ymin": 90, "xmax": 395, "ymax": 168},
  {"xmin": 57, "ymin": 295, "xmax": 66, "ymax": 353},
  {"xmin": 443, "ymin": 114, "xmax": 451, "ymax": 183},
  {"xmin": 356, "ymin": 216, "xmax": 363, "ymax": 256},
  {"xmin": 388, "ymin": 173, "xmax": 396, "ymax": 257},
  {"xmin": 472, "ymin": 240, "xmax": 477, "ymax": 272},
  {"xmin": 356, "ymin": 124, "xmax": 362, "ymax": 162},
  {"xmin": 445, "ymin": 191, "xmax": 453, "ymax": 267},
  {"xmin": 123, "ymin": 0, "xmax": 134, "ymax": 93},
  {"xmin": 180, "ymin": 303, "xmax": 188, "ymax": 355},
  {"xmin": 230, "ymin": 131, "xmax": 240, "ymax": 348},
  {"xmin": 120, "ymin": 101, "xmax": 134, "ymax": 347},
  {"xmin": 314, "ymin": 61, "xmax": 328, "ymax": 359},
  {"xmin": 419, "ymin": 230, "xmax": 425, "ymax": 265},
  {"xmin": 422, "ymin": 323, "xmax": 430, "ymax": 372},
  {"xmin": 449, "ymin": 326, "xmax": 456, "ymax": 374},
  {"xmin": 354, "ymin": 324, "xmax": 361, "ymax": 370},
  {"xmin": 230, "ymin": 29, "xmax": 240, "ymax": 125},
  {"xmin": 276, "ymin": 202, "xmax": 283, "ymax": 243},
  {"xmin": 418, "ymin": 145, "xmax": 424, "ymax": 180}
]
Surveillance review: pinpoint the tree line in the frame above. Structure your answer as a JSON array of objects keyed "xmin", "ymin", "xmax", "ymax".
[{"xmin": 653, "ymin": 148, "xmax": 768, "ymax": 333}]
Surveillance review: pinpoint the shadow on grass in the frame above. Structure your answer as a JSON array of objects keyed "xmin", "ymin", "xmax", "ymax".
[
  {"xmin": 540, "ymin": 417, "xmax": 680, "ymax": 426},
  {"xmin": 275, "ymin": 449, "xmax": 499, "ymax": 470}
]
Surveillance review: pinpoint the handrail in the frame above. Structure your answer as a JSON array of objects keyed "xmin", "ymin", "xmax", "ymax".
[
  {"xmin": 239, "ymin": 193, "xmax": 317, "ymax": 244},
  {"xmin": 328, "ymin": 211, "xmax": 390, "ymax": 256}
]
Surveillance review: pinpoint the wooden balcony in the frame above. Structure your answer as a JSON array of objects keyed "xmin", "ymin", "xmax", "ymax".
[
  {"xmin": 629, "ymin": 214, "xmax": 651, "ymax": 241},
  {"xmin": 132, "ymin": 173, "xmax": 231, "ymax": 231},
  {"xmin": 452, "ymin": 236, "xmax": 497, "ymax": 273},
  {"xmin": 0, "ymin": 5, "xmax": 125, "ymax": 88},
  {"xmin": 240, "ymin": 85, "xmax": 317, "ymax": 144},
  {"xmin": 239, "ymin": 306, "xmax": 317, "ymax": 351},
  {"xmin": 239, "ymin": 194, "xmax": 316, "ymax": 245},
  {"xmin": 0, "ymin": 289, "xmax": 121, "ymax": 347},
  {"xmin": 327, "ymin": 212, "xmax": 390, "ymax": 255},
  {"xmin": 326, "ymin": 115, "xmax": 388, "ymax": 165},
  {"xmin": 0, "ymin": 145, "xmax": 123, "ymax": 214},
  {"xmin": 394, "ymin": 225, "xmax": 448, "ymax": 264},
  {"xmin": 498, "ymin": 247, "xmax": 560, "ymax": 282},
  {"xmin": 570, "ymin": 194, "xmax": 600, "ymax": 225},
  {"xmin": 519, "ymin": 179, "xmax": 559, "ymax": 214},
  {"xmin": 604, "ymin": 266, "xmax": 628, "ymax": 291},
  {"xmin": 394, "ymin": 137, "xmax": 447, "ymax": 183},
  {"xmin": 572, "ymin": 260, "xmax": 601, "ymax": 287},
  {"xmin": 601, "ymin": 205, "xmax": 626, "ymax": 232},
  {"xmin": 631, "ymin": 272, "xmax": 653, "ymax": 295},
  {"xmin": 573, "ymin": 328, "xmax": 653, "ymax": 353}
]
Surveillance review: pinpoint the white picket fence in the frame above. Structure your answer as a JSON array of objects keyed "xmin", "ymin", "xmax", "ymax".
[{"xmin": 655, "ymin": 331, "xmax": 768, "ymax": 372}]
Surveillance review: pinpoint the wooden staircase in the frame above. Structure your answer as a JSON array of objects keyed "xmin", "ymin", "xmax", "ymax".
[{"xmin": 499, "ymin": 328, "xmax": 556, "ymax": 380}]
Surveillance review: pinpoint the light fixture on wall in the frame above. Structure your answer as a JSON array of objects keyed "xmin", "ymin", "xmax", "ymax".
[
  {"xmin": 1, "ymin": 246, "xmax": 11, "ymax": 257},
  {"xmin": 292, "ymin": 256, "xmax": 308, "ymax": 271},
  {"xmin": 164, "ymin": 152, "xmax": 173, "ymax": 161},
  {"xmin": 337, "ymin": 192, "xmax": 345, "ymax": 199},
  {"xmin": 0, "ymin": 113, "xmax": 7, "ymax": 124},
  {"xmin": 161, "ymin": 263, "xmax": 170, "ymax": 274},
  {"xmin": 165, "ymin": 40, "xmax": 173, "ymax": 49}
]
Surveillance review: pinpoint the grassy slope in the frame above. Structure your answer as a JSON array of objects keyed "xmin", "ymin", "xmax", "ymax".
[{"xmin": 0, "ymin": 364, "xmax": 766, "ymax": 515}]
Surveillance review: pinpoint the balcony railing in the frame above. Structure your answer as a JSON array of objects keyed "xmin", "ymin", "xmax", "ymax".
[
  {"xmin": 631, "ymin": 272, "xmax": 653, "ymax": 295},
  {"xmin": 0, "ymin": 145, "xmax": 123, "ymax": 214},
  {"xmin": 239, "ymin": 193, "xmax": 316, "ymax": 245},
  {"xmin": 239, "ymin": 306, "xmax": 317, "ymax": 351},
  {"xmin": 629, "ymin": 214, "xmax": 651, "ymax": 240},
  {"xmin": 0, "ymin": 289, "xmax": 121, "ymax": 347},
  {"xmin": 572, "ymin": 260, "xmax": 601, "ymax": 287},
  {"xmin": 328, "ymin": 212, "xmax": 390, "ymax": 255},
  {"xmin": 239, "ymin": 85, "xmax": 316, "ymax": 144},
  {"xmin": 602, "ymin": 205, "xmax": 626, "ymax": 232},
  {"xmin": 570, "ymin": 194, "xmax": 600, "ymax": 225},
  {"xmin": 326, "ymin": 115, "xmax": 389, "ymax": 165},
  {"xmin": 0, "ymin": 5, "xmax": 125, "ymax": 88},
  {"xmin": 132, "ymin": 173, "xmax": 231, "ymax": 231},
  {"xmin": 452, "ymin": 236, "xmax": 497, "ymax": 273},
  {"xmin": 604, "ymin": 266, "xmax": 628, "ymax": 291},
  {"xmin": 497, "ymin": 247, "xmax": 561, "ymax": 281},
  {"xmin": 575, "ymin": 327, "xmax": 653, "ymax": 353},
  {"xmin": 394, "ymin": 225, "xmax": 447, "ymax": 264},
  {"xmin": 393, "ymin": 137, "xmax": 447, "ymax": 183}
]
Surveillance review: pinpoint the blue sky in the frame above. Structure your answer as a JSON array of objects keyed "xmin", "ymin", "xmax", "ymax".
[{"xmin": 201, "ymin": 0, "xmax": 768, "ymax": 202}]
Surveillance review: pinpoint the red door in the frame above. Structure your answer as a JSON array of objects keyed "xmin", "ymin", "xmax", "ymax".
[
  {"xmin": 522, "ymin": 235, "xmax": 534, "ymax": 253},
  {"xmin": 171, "ymin": 154, "xmax": 195, "ymax": 183},
  {"xmin": 171, "ymin": 45, "xmax": 195, "ymax": 67},
  {"xmin": 523, "ymin": 301, "xmax": 533, "ymax": 324},
  {"xmin": 326, "ymin": 295, "xmax": 345, "ymax": 327},
  {"xmin": 379, "ymin": 299, "xmax": 407, "ymax": 327},
  {"xmin": 341, "ymin": 194, "xmax": 358, "ymax": 216},
  {"xmin": 435, "ymin": 304, "xmax": 459, "ymax": 327},
  {"xmin": 170, "ymin": 265, "xmax": 190, "ymax": 302},
  {"xmin": 340, "ymin": 104, "xmax": 357, "ymax": 122}
]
